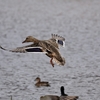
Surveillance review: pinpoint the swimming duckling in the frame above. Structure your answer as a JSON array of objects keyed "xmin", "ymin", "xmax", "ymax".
[
  {"xmin": 35, "ymin": 77, "xmax": 50, "ymax": 87},
  {"xmin": 60, "ymin": 86, "xmax": 79, "ymax": 100}
]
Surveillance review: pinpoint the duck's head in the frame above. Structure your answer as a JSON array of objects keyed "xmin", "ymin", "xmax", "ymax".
[
  {"xmin": 34, "ymin": 77, "xmax": 41, "ymax": 82},
  {"xmin": 22, "ymin": 36, "xmax": 38, "ymax": 43}
]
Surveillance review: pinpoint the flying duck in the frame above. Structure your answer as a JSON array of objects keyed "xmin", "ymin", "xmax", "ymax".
[{"xmin": 0, "ymin": 34, "xmax": 65, "ymax": 67}]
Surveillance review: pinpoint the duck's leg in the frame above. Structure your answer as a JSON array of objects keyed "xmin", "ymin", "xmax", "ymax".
[{"xmin": 50, "ymin": 58, "xmax": 54, "ymax": 67}]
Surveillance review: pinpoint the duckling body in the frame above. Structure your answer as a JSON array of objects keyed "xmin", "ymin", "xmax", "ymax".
[
  {"xmin": 0, "ymin": 34, "xmax": 65, "ymax": 67},
  {"xmin": 35, "ymin": 77, "xmax": 50, "ymax": 87}
]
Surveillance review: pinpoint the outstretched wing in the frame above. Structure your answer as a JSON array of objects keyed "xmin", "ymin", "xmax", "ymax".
[
  {"xmin": 50, "ymin": 34, "xmax": 65, "ymax": 48},
  {"xmin": 0, "ymin": 44, "xmax": 45, "ymax": 53}
]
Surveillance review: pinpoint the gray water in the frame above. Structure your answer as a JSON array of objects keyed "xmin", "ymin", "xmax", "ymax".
[{"xmin": 0, "ymin": 0, "xmax": 100, "ymax": 100}]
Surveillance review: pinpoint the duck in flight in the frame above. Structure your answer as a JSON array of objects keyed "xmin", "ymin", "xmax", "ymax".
[{"xmin": 0, "ymin": 34, "xmax": 65, "ymax": 67}]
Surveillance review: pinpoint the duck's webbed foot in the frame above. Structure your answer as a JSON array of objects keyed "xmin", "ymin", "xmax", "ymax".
[{"xmin": 50, "ymin": 58, "xmax": 54, "ymax": 67}]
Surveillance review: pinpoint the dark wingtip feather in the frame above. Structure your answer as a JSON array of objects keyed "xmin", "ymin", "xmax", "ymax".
[{"xmin": 0, "ymin": 46, "xmax": 8, "ymax": 51}]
